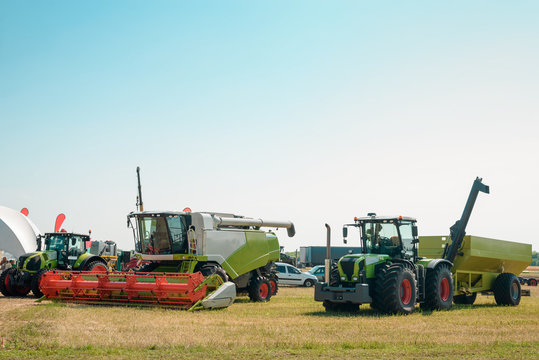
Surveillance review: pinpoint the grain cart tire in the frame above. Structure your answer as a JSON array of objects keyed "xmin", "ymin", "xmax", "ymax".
[
  {"xmin": 269, "ymin": 274, "xmax": 279, "ymax": 296},
  {"xmin": 421, "ymin": 265, "xmax": 454, "ymax": 311},
  {"xmin": 31, "ymin": 268, "xmax": 50, "ymax": 298},
  {"xmin": 453, "ymin": 292, "xmax": 477, "ymax": 305},
  {"xmin": 248, "ymin": 277, "xmax": 272, "ymax": 302},
  {"xmin": 373, "ymin": 264, "xmax": 416, "ymax": 315},
  {"xmin": 0, "ymin": 268, "xmax": 15, "ymax": 296},
  {"xmin": 304, "ymin": 279, "xmax": 315, "ymax": 287},
  {"xmin": 529, "ymin": 279, "xmax": 537, "ymax": 286},
  {"xmin": 493, "ymin": 273, "xmax": 521, "ymax": 306},
  {"xmin": 84, "ymin": 261, "xmax": 108, "ymax": 272}
]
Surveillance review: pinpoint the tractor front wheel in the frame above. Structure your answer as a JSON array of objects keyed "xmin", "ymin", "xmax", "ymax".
[
  {"xmin": 421, "ymin": 264, "xmax": 454, "ymax": 311},
  {"xmin": 31, "ymin": 268, "xmax": 50, "ymax": 298},
  {"xmin": 493, "ymin": 273, "xmax": 521, "ymax": 306},
  {"xmin": 0, "ymin": 268, "xmax": 15, "ymax": 296},
  {"xmin": 373, "ymin": 264, "xmax": 416, "ymax": 315},
  {"xmin": 453, "ymin": 292, "xmax": 477, "ymax": 305},
  {"xmin": 248, "ymin": 277, "xmax": 272, "ymax": 302}
]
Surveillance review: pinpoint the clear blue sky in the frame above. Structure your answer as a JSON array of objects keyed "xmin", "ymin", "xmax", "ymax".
[{"xmin": 1, "ymin": 1, "xmax": 538, "ymax": 251}]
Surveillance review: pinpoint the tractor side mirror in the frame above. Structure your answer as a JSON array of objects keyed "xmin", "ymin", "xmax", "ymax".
[
  {"xmin": 412, "ymin": 225, "xmax": 418, "ymax": 237},
  {"xmin": 342, "ymin": 227, "xmax": 348, "ymax": 244}
]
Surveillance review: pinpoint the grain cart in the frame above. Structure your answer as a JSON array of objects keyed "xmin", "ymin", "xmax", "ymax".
[
  {"xmin": 315, "ymin": 177, "xmax": 502, "ymax": 314},
  {"xmin": 39, "ymin": 167, "xmax": 295, "ymax": 310},
  {"xmin": 0, "ymin": 232, "xmax": 108, "ymax": 298}
]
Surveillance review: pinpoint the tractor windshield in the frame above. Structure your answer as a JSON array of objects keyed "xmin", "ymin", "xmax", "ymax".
[
  {"xmin": 136, "ymin": 215, "xmax": 189, "ymax": 254},
  {"xmin": 362, "ymin": 221, "xmax": 401, "ymax": 256},
  {"xmin": 46, "ymin": 235, "xmax": 68, "ymax": 252}
]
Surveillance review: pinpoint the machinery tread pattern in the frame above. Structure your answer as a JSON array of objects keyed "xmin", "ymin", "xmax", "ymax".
[
  {"xmin": 493, "ymin": 273, "xmax": 521, "ymax": 306},
  {"xmin": 248, "ymin": 276, "xmax": 272, "ymax": 302},
  {"xmin": 31, "ymin": 268, "xmax": 50, "ymax": 298},
  {"xmin": 373, "ymin": 263, "xmax": 416, "ymax": 314},
  {"xmin": 421, "ymin": 264, "xmax": 454, "ymax": 311},
  {"xmin": 0, "ymin": 268, "xmax": 14, "ymax": 297}
]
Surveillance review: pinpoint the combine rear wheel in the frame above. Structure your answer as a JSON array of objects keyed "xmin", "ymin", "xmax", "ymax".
[
  {"xmin": 0, "ymin": 268, "xmax": 14, "ymax": 296},
  {"xmin": 493, "ymin": 273, "xmax": 521, "ymax": 306},
  {"xmin": 31, "ymin": 268, "xmax": 50, "ymax": 298},
  {"xmin": 453, "ymin": 292, "xmax": 477, "ymax": 305},
  {"xmin": 421, "ymin": 265, "xmax": 454, "ymax": 311},
  {"xmin": 268, "ymin": 274, "xmax": 279, "ymax": 296},
  {"xmin": 248, "ymin": 277, "xmax": 272, "ymax": 302},
  {"xmin": 373, "ymin": 264, "xmax": 416, "ymax": 314}
]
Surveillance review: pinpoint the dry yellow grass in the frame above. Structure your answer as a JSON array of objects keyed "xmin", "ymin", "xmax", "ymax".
[{"xmin": 0, "ymin": 285, "xmax": 538, "ymax": 359}]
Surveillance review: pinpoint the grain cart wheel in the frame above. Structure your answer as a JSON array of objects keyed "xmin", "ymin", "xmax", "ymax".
[
  {"xmin": 529, "ymin": 279, "xmax": 538, "ymax": 286},
  {"xmin": 84, "ymin": 261, "xmax": 108, "ymax": 272},
  {"xmin": 31, "ymin": 268, "xmax": 50, "ymax": 298},
  {"xmin": 453, "ymin": 292, "xmax": 477, "ymax": 305},
  {"xmin": 0, "ymin": 268, "xmax": 15, "ymax": 296},
  {"xmin": 373, "ymin": 264, "xmax": 416, "ymax": 315},
  {"xmin": 421, "ymin": 265, "xmax": 454, "ymax": 311},
  {"xmin": 493, "ymin": 273, "xmax": 521, "ymax": 306},
  {"xmin": 268, "ymin": 274, "xmax": 279, "ymax": 296},
  {"xmin": 303, "ymin": 279, "xmax": 315, "ymax": 287},
  {"xmin": 248, "ymin": 277, "xmax": 272, "ymax": 302}
]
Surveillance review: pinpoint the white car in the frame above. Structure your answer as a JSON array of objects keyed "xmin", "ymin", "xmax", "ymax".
[{"xmin": 275, "ymin": 262, "xmax": 318, "ymax": 287}]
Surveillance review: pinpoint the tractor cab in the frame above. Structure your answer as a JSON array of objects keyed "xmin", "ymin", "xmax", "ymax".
[
  {"xmin": 128, "ymin": 212, "xmax": 192, "ymax": 255},
  {"xmin": 42, "ymin": 232, "xmax": 89, "ymax": 269},
  {"xmin": 343, "ymin": 214, "xmax": 418, "ymax": 260}
]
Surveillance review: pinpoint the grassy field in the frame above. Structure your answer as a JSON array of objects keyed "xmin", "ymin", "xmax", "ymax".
[{"xmin": 0, "ymin": 285, "xmax": 538, "ymax": 360}]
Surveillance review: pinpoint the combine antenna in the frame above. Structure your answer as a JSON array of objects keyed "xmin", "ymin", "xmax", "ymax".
[{"xmin": 136, "ymin": 166, "xmax": 144, "ymax": 212}]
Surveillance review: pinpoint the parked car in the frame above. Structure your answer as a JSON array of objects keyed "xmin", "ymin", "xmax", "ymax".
[
  {"xmin": 275, "ymin": 262, "xmax": 318, "ymax": 287},
  {"xmin": 308, "ymin": 265, "xmax": 325, "ymax": 282}
]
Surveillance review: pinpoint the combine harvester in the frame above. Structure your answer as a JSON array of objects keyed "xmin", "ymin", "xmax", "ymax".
[
  {"xmin": 315, "ymin": 178, "xmax": 532, "ymax": 314},
  {"xmin": 39, "ymin": 167, "xmax": 295, "ymax": 310}
]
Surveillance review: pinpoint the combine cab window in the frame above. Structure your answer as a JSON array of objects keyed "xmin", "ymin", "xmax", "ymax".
[
  {"xmin": 138, "ymin": 216, "xmax": 171, "ymax": 254},
  {"xmin": 166, "ymin": 216, "xmax": 188, "ymax": 254}
]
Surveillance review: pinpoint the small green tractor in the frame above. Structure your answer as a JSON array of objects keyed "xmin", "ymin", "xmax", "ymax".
[
  {"xmin": 315, "ymin": 177, "xmax": 495, "ymax": 314},
  {"xmin": 0, "ymin": 232, "xmax": 108, "ymax": 297}
]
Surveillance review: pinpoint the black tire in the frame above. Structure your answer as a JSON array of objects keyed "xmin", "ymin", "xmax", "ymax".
[
  {"xmin": 268, "ymin": 274, "xmax": 279, "ymax": 296},
  {"xmin": 373, "ymin": 264, "xmax": 416, "ymax": 314},
  {"xmin": 329, "ymin": 263, "xmax": 340, "ymax": 286},
  {"xmin": 0, "ymin": 268, "xmax": 14, "ymax": 296},
  {"xmin": 304, "ymin": 279, "xmax": 315, "ymax": 287},
  {"xmin": 529, "ymin": 279, "xmax": 537, "ymax": 286},
  {"xmin": 200, "ymin": 264, "xmax": 228, "ymax": 283},
  {"xmin": 248, "ymin": 276, "xmax": 272, "ymax": 302},
  {"xmin": 83, "ymin": 261, "xmax": 108, "ymax": 272},
  {"xmin": 493, "ymin": 273, "xmax": 521, "ymax": 306},
  {"xmin": 453, "ymin": 292, "xmax": 477, "ymax": 305},
  {"xmin": 31, "ymin": 268, "xmax": 50, "ymax": 298},
  {"xmin": 421, "ymin": 265, "xmax": 454, "ymax": 311}
]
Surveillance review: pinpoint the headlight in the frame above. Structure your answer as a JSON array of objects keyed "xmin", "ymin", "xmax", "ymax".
[
  {"xmin": 341, "ymin": 276, "xmax": 345, "ymax": 281},
  {"xmin": 353, "ymin": 277, "xmax": 358, "ymax": 281}
]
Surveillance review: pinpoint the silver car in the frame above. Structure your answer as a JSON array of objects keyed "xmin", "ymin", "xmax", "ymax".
[{"xmin": 275, "ymin": 262, "xmax": 318, "ymax": 287}]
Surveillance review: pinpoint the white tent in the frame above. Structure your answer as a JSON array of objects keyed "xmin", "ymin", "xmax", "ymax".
[{"xmin": 0, "ymin": 206, "xmax": 41, "ymax": 258}]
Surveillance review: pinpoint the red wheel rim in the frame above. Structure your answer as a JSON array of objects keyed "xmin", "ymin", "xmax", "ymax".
[
  {"xmin": 531, "ymin": 279, "xmax": 537, "ymax": 286},
  {"xmin": 269, "ymin": 280, "xmax": 276, "ymax": 293},
  {"xmin": 400, "ymin": 279, "xmax": 412, "ymax": 305},
  {"xmin": 440, "ymin": 277, "xmax": 450, "ymax": 301},
  {"xmin": 4, "ymin": 274, "xmax": 10, "ymax": 290},
  {"xmin": 91, "ymin": 264, "xmax": 107, "ymax": 273},
  {"xmin": 259, "ymin": 283, "xmax": 269, "ymax": 299}
]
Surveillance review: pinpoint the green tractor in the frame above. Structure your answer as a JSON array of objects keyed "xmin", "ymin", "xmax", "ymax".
[
  {"xmin": 315, "ymin": 177, "xmax": 490, "ymax": 314},
  {"xmin": 0, "ymin": 232, "xmax": 109, "ymax": 298}
]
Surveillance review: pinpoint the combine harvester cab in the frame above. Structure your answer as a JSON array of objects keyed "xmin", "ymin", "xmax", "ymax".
[{"xmin": 40, "ymin": 211, "xmax": 295, "ymax": 310}]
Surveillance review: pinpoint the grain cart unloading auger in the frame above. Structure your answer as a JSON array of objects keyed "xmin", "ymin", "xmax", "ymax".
[
  {"xmin": 39, "ymin": 167, "xmax": 295, "ymax": 310},
  {"xmin": 315, "ymin": 177, "xmax": 531, "ymax": 314}
]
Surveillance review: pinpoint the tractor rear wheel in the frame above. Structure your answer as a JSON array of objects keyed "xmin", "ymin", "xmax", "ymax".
[
  {"xmin": 373, "ymin": 264, "xmax": 416, "ymax": 315},
  {"xmin": 453, "ymin": 292, "xmax": 477, "ymax": 305},
  {"xmin": 0, "ymin": 268, "xmax": 14, "ymax": 296},
  {"xmin": 31, "ymin": 268, "xmax": 50, "ymax": 298},
  {"xmin": 421, "ymin": 264, "xmax": 454, "ymax": 311},
  {"xmin": 493, "ymin": 273, "xmax": 521, "ymax": 306},
  {"xmin": 268, "ymin": 274, "xmax": 279, "ymax": 296},
  {"xmin": 84, "ymin": 261, "xmax": 108, "ymax": 272},
  {"xmin": 248, "ymin": 277, "xmax": 272, "ymax": 302}
]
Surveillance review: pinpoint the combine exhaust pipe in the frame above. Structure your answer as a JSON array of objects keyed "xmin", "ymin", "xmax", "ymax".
[{"xmin": 214, "ymin": 216, "xmax": 295, "ymax": 237}]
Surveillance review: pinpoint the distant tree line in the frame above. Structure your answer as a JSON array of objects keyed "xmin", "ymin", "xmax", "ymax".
[{"xmin": 531, "ymin": 251, "xmax": 538, "ymax": 266}]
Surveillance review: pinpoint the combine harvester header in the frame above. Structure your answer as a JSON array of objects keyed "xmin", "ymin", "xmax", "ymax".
[{"xmin": 39, "ymin": 167, "xmax": 295, "ymax": 310}]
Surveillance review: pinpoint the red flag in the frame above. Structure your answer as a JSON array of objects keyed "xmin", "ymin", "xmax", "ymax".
[
  {"xmin": 20, "ymin": 208, "xmax": 29, "ymax": 216},
  {"xmin": 54, "ymin": 214, "xmax": 66, "ymax": 232}
]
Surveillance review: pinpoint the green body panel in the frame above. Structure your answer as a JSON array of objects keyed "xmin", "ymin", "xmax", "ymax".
[
  {"xmin": 419, "ymin": 235, "xmax": 532, "ymax": 294},
  {"xmin": 337, "ymin": 254, "xmax": 390, "ymax": 282},
  {"xmin": 73, "ymin": 253, "xmax": 92, "ymax": 269},
  {"xmin": 222, "ymin": 231, "xmax": 280, "ymax": 279},
  {"xmin": 20, "ymin": 252, "xmax": 58, "ymax": 273}
]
